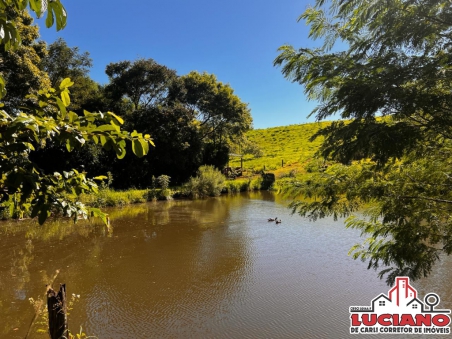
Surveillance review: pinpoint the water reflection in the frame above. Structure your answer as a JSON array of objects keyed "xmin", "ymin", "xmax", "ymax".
[{"xmin": 0, "ymin": 193, "xmax": 451, "ymax": 338}]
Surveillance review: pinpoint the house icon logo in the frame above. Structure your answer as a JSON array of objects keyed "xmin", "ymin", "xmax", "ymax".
[{"xmin": 350, "ymin": 277, "xmax": 451, "ymax": 335}]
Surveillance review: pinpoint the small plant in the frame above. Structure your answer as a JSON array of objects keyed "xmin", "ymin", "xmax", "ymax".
[
  {"xmin": 146, "ymin": 176, "xmax": 159, "ymax": 201},
  {"xmin": 100, "ymin": 171, "xmax": 114, "ymax": 190},
  {"xmin": 156, "ymin": 175, "xmax": 171, "ymax": 190},
  {"xmin": 28, "ymin": 292, "xmax": 98, "ymax": 338}
]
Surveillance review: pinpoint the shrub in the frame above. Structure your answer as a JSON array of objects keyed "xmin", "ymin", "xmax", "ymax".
[
  {"xmin": 261, "ymin": 172, "xmax": 275, "ymax": 190},
  {"xmin": 0, "ymin": 201, "xmax": 12, "ymax": 220},
  {"xmin": 156, "ymin": 175, "xmax": 171, "ymax": 190},
  {"xmin": 184, "ymin": 165, "xmax": 225, "ymax": 198},
  {"xmin": 158, "ymin": 188, "xmax": 173, "ymax": 200}
]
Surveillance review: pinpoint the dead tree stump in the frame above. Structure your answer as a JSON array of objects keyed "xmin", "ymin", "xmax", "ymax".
[{"xmin": 47, "ymin": 284, "xmax": 68, "ymax": 339}]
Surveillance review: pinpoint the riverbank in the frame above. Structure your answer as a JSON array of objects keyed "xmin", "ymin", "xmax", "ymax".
[{"xmin": 0, "ymin": 172, "xmax": 276, "ymax": 221}]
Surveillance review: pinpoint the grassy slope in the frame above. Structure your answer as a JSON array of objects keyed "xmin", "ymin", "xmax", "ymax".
[{"xmin": 230, "ymin": 121, "xmax": 331, "ymax": 178}]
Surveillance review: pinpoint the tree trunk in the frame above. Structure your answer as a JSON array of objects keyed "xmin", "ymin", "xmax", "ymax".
[{"xmin": 47, "ymin": 284, "xmax": 68, "ymax": 339}]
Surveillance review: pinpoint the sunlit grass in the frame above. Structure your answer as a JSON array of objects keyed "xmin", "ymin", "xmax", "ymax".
[
  {"xmin": 79, "ymin": 188, "xmax": 148, "ymax": 207},
  {"xmin": 230, "ymin": 121, "xmax": 331, "ymax": 176}
]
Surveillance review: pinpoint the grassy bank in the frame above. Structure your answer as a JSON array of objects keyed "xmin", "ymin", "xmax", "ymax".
[
  {"xmin": 230, "ymin": 122, "xmax": 331, "ymax": 176},
  {"xmin": 79, "ymin": 189, "xmax": 149, "ymax": 207}
]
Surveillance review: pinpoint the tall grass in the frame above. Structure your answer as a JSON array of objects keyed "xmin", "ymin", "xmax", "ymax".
[{"xmin": 80, "ymin": 189, "xmax": 148, "ymax": 207}]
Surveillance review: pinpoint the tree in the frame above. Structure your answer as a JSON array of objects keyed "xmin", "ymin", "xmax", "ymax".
[
  {"xmin": 169, "ymin": 72, "xmax": 252, "ymax": 171},
  {"xmin": 105, "ymin": 58, "xmax": 177, "ymax": 112},
  {"xmin": 0, "ymin": 0, "xmax": 66, "ymax": 99},
  {"xmin": 109, "ymin": 105, "xmax": 204, "ymax": 188},
  {"xmin": 274, "ymin": 0, "xmax": 452, "ymax": 284},
  {"xmin": 43, "ymin": 38, "xmax": 92, "ymax": 86},
  {"xmin": 100, "ymin": 62, "xmax": 252, "ymax": 185},
  {"xmin": 170, "ymin": 71, "xmax": 253, "ymax": 147},
  {"xmin": 0, "ymin": 8, "xmax": 51, "ymax": 113},
  {"xmin": 0, "ymin": 1, "xmax": 153, "ymax": 224},
  {"xmin": 92, "ymin": 59, "xmax": 200, "ymax": 186},
  {"xmin": 42, "ymin": 38, "xmax": 99, "ymax": 112}
]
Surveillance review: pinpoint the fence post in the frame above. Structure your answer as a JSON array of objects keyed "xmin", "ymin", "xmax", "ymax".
[{"xmin": 47, "ymin": 284, "xmax": 68, "ymax": 339}]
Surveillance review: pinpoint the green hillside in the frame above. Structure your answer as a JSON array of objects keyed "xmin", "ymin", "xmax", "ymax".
[{"xmin": 230, "ymin": 121, "xmax": 331, "ymax": 176}]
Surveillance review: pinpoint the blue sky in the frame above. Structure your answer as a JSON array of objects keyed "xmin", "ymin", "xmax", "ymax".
[{"xmin": 36, "ymin": 0, "xmax": 322, "ymax": 129}]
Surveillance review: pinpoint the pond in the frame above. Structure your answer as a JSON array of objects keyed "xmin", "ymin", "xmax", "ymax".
[{"xmin": 1, "ymin": 191, "xmax": 451, "ymax": 338}]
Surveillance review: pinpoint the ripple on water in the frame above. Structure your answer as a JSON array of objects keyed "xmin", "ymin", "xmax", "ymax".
[{"xmin": 2, "ymin": 194, "xmax": 451, "ymax": 339}]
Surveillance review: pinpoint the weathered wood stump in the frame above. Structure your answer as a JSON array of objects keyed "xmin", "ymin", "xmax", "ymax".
[{"xmin": 47, "ymin": 284, "xmax": 68, "ymax": 339}]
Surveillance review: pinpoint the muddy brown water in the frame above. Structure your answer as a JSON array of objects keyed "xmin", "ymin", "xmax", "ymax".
[{"xmin": 1, "ymin": 192, "xmax": 451, "ymax": 338}]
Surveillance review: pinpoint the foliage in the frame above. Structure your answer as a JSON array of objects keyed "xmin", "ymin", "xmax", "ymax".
[
  {"xmin": 156, "ymin": 175, "xmax": 171, "ymax": 190},
  {"xmin": 260, "ymin": 172, "xmax": 275, "ymax": 190},
  {"xmin": 146, "ymin": 175, "xmax": 159, "ymax": 201},
  {"xmin": 43, "ymin": 38, "xmax": 92, "ymax": 86},
  {"xmin": 101, "ymin": 64, "xmax": 251, "ymax": 187},
  {"xmin": 0, "ymin": 0, "xmax": 67, "ymax": 98},
  {"xmin": 42, "ymin": 38, "xmax": 99, "ymax": 112},
  {"xmin": 170, "ymin": 71, "xmax": 253, "ymax": 146},
  {"xmin": 0, "ymin": 1, "xmax": 153, "ymax": 225},
  {"xmin": 0, "ymin": 9, "xmax": 51, "ymax": 113},
  {"xmin": 105, "ymin": 58, "xmax": 177, "ymax": 111},
  {"xmin": 241, "ymin": 137, "xmax": 263, "ymax": 158},
  {"xmin": 80, "ymin": 188, "xmax": 147, "ymax": 208},
  {"xmin": 202, "ymin": 142, "xmax": 229, "ymax": 169},
  {"xmin": 183, "ymin": 165, "xmax": 225, "ymax": 198},
  {"xmin": 120, "ymin": 105, "xmax": 204, "ymax": 187},
  {"xmin": 275, "ymin": 0, "xmax": 452, "ymax": 284}
]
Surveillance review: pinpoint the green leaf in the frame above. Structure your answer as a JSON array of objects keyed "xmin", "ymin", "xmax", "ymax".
[
  {"xmin": 66, "ymin": 138, "xmax": 75, "ymax": 152},
  {"xmin": 110, "ymin": 120, "xmax": 120, "ymax": 132},
  {"xmin": 67, "ymin": 111, "xmax": 78, "ymax": 123},
  {"xmin": 48, "ymin": 1, "xmax": 67, "ymax": 31},
  {"xmin": 0, "ymin": 74, "xmax": 6, "ymax": 99},
  {"xmin": 114, "ymin": 140, "xmax": 126, "ymax": 159},
  {"xmin": 59, "ymin": 77, "xmax": 74, "ymax": 90},
  {"xmin": 93, "ymin": 125, "xmax": 117, "ymax": 132},
  {"xmin": 100, "ymin": 135, "xmax": 107, "ymax": 146},
  {"xmin": 61, "ymin": 90, "xmax": 70, "ymax": 107},
  {"xmin": 45, "ymin": 7, "xmax": 54, "ymax": 28},
  {"xmin": 55, "ymin": 97, "xmax": 67, "ymax": 118},
  {"xmin": 24, "ymin": 142, "xmax": 35, "ymax": 151},
  {"xmin": 140, "ymin": 139, "xmax": 149, "ymax": 155},
  {"xmin": 89, "ymin": 207, "xmax": 108, "ymax": 225},
  {"xmin": 108, "ymin": 112, "xmax": 124, "ymax": 125},
  {"xmin": 132, "ymin": 139, "xmax": 144, "ymax": 157},
  {"xmin": 29, "ymin": 0, "xmax": 44, "ymax": 18}
]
